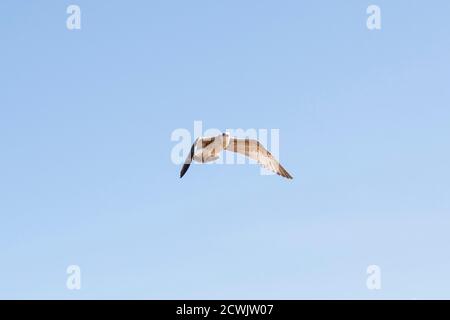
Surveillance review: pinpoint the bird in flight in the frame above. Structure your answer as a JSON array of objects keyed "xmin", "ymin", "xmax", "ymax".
[{"xmin": 180, "ymin": 133, "xmax": 293, "ymax": 179}]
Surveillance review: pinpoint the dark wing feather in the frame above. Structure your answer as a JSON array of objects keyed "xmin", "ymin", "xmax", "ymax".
[
  {"xmin": 180, "ymin": 139, "xmax": 197, "ymax": 178},
  {"xmin": 201, "ymin": 138, "xmax": 215, "ymax": 148}
]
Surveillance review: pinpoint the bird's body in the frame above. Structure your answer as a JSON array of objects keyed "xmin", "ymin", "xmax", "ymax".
[
  {"xmin": 180, "ymin": 133, "xmax": 293, "ymax": 179},
  {"xmin": 192, "ymin": 133, "xmax": 230, "ymax": 163}
]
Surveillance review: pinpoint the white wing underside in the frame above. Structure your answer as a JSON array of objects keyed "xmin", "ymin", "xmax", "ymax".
[{"xmin": 225, "ymin": 138, "xmax": 293, "ymax": 179}]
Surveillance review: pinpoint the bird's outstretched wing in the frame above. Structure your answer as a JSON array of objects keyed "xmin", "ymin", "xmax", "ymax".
[
  {"xmin": 226, "ymin": 138, "xmax": 293, "ymax": 179},
  {"xmin": 180, "ymin": 139, "xmax": 198, "ymax": 178}
]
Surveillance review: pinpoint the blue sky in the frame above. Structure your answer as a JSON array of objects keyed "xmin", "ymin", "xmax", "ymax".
[{"xmin": 1, "ymin": 1, "xmax": 450, "ymax": 299}]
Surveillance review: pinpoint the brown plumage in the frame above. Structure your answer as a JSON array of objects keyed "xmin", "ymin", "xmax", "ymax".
[
  {"xmin": 225, "ymin": 138, "xmax": 293, "ymax": 179},
  {"xmin": 179, "ymin": 133, "xmax": 293, "ymax": 179}
]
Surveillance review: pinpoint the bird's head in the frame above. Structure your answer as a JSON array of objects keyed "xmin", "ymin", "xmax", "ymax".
[{"xmin": 222, "ymin": 132, "xmax": 231, "ymax": 148}]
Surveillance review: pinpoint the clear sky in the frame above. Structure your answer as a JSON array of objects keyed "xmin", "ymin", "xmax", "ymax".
[{"xmin": 1, "ymin": 1, "xmax": 450, "ymax": 299}]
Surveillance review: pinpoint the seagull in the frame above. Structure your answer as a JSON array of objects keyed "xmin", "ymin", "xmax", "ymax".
[{"xmin": 180, "ymin": 133, "xmax": 293, "ymax": 179}]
